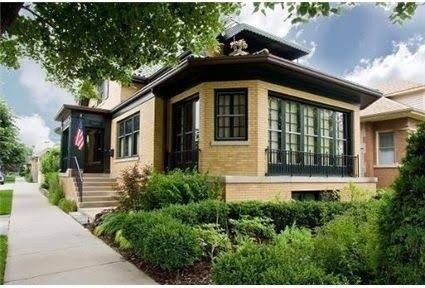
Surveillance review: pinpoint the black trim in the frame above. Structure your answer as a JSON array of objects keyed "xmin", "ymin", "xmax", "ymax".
[{"xmin": 214, "ymin": 88, "xmax": 248, "ymax": 141}]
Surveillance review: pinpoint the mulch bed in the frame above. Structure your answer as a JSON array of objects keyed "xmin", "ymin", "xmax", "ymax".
[{"xmin": 87, "ymin": 211, "xmax": 213, "ymax": 285}]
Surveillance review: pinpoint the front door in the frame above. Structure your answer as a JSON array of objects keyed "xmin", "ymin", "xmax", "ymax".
[
  {"xmin": 85, "ymin": 127, "xmax": 105, "ymax": 173},
  {"xmin": 170, "ymin": 97, "xmax": 199, "ymax": 169}
]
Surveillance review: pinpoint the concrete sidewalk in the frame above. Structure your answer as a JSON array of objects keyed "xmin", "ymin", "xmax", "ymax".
[{"xmin": 4, "ymin": 178, "xmax": 156, "ymax": 284}]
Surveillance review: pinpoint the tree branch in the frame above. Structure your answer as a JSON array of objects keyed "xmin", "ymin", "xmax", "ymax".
[
  {"xmin": 21, "ymin": 4, "xmax": 56, "ymax": 30},
  {"xmin": 0, "ymin": 2, "xmax": 24, "ymax": 36}
]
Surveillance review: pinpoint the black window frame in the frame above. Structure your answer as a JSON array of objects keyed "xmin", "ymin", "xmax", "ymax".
[
  {"xmin": 268, "ymin": 91, "xmax": 352, "ymax": 157},
  {"xmin": 117, "ymin": 113, "xmax": 140, "ymax": 159},
  {"xmin": 214, "ymin": 88, "xmax": 248, "ymax": 141}
]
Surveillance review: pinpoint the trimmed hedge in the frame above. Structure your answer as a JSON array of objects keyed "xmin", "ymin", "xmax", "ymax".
[{"xmin": 159, "ymin": 200, "xmax": 360, "ymax": 232}]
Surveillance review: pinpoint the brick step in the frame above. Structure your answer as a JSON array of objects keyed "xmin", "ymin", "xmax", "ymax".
[
  {"xmin": 79, "ymin": 200, "xmax": 118, "ymax": 208},
  {"xmin": 80, "ymin": 196, "xmax": 117, "ymax": 202}
]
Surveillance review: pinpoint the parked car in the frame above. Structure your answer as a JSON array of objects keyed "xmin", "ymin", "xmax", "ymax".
[{"xmin": 0, "ymin": 171, "xmax": 4, "ymax": 185}]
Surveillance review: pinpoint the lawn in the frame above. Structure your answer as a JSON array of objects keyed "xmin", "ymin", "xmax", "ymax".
[
  {"xmin": 4, "ymin": 175, "xmax": 15, "ymax": 183},
  {"xmin": 0, "ymin": 236, "xmax": 7, "ymax": 284},
  {"xmin": 0, "ymin": 190, "xmax": 13, "ymax": 215}
]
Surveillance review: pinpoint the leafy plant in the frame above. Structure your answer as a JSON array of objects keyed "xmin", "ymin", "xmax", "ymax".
[
  {"xmin": 230, "ymin": 216, "xmax": 276, "ymax": 243},
  {"xmin": 58, "ymin": 198, "xmax": 77, "ymax": 213},
  {"xmin": 0, "ymin": 236, "xmax": 7, "ymax": 285},
  {"xmin": 40, "ymin": 147, "xmax": 60, "ymax": 175},
  {"xmin": 116, "ymin": 165, "xmax": 151, "ymax": 211},
  {"xmin": 46, "ymin": 172, "xmax": 64, "ymax": 205},
  {"xmin": 194, "ymin": 223, "xmax": 231, "ymax": 260}
]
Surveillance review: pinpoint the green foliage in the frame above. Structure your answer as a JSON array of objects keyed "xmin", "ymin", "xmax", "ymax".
[
  {"xmin": 212, "ymin": 226, "xmax": 341, "ymax": 285},
  {"xmin": 4, "ymin": 175, "xmax": 15, "ymax": 183},
  {"xmin": 117, "ymin": 166, "xmax": 222, "ymax": 211},
  {"xmin": 230, "ymin": 216, "xmax": 275, "ymax": 243},
  {"xmin": 40, "ymin": 148, "xmax": 60, "ymax": 175},
  {"xmin": 379, "ymin": 122, "xmax": 425, "ymax": 284},
  {"xmin": 342, "ymin": 182, "xmax": 375, "ymax": 202},
  {"xmin": 0, "ymin": 190, "xmax": 13, "ymax": 215},
  {"xmin": 1, "ymin": 3, "xmax": 239, "ymax": 99},
  {"xmin": 46, "ymin": 172, "xmax": 64, "ymax": 205},
  {"xmin": 122, "ymin": 212, "xmax": 201, "ymax": 270},
  {"xmin": 0, "ymin": 99, "xmax": 29, "ymax": 171},
  {"xmin": 314, "ymin": 204, "xmax": 381, "ymax": 284},
  {"xmin": 58, "ymin": 198, "xmax": 77, "ymax": 213},
  {"xmin": 0, "ymin": 235, "xmax": 7, "ymax": 285},
  {"xmin": 95, "ymin": 213, "xmax": 132, "ymax": 250},
  {"xmin": 194, "ymin": 223, "xmax": 231, "ymax": 260}
]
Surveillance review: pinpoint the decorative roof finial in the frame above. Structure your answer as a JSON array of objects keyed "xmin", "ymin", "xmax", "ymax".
[{"xmin": 229, "ymin": 39, "xmax": 248, "ymax": 56}]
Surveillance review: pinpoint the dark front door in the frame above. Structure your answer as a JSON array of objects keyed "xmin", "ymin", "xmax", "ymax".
[
  {"xmin": 170, "ymin": 97, "xmax": 199, "ymax": 170},
  {"xmin": 85, "ymin": 127, "xmax": 105, "ymax": 173}
]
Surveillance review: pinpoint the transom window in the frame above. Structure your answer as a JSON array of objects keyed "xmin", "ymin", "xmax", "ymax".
[
  {"xmin": 268, "ymin": 93, "xmax": 349, "ymax": 157},
  {"xmin": 378, "ymin": 132, "xmax": 395, "ymax": 165},
  {"xmin": 215, "ymin": 89, "xmax": 248, "ymax": 140},
  {"xmin": 117, "ymin": 113, "xmax": 140, "ymax": 158}
]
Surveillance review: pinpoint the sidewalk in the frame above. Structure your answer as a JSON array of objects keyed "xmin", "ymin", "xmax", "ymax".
[{"xmin": 4, "ymin": 178, "xmax": 156, "ymax": 284}]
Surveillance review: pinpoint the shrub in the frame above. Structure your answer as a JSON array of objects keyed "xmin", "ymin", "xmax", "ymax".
[
  {"xmin": 230, "ymin": 216, "xmax": 275, "ymax": 243},
  {"xmin": 58, "ymin": 198, "xmax": 77, "ymax": 213},
  {"xmin": 46, "ymin": 172, "xmax": 64, "ymax": 205},
  {"xmin": 95, "ymin": 213, "xmax": 132, "ymax": 250},
  {"xmin": 122, "ymin": 211, "xmax": 202, "ymax": 270},
  {"xmin": 314, "ymin": 203, "xmax": 381, "ymax": 284},
  {"xmin": 40, "ymin": 148, "xmax": 60, "ymax": 175},
  {"xmin": 116, "ymin": 166, "xmax": 222, "ymax": 211},
  {"xmin": 4, "ymin": 175, "xmax": 15, "ymax": 183},
  {"xmin": 194, "ymin": 223, "xmax": 232, "ymax": 260},
  {"xmin": 212, "ymin": 226, "xmax": 341, "ymax": 285},
  {"xmin": 342, "ymin": 182, "xmax": 375, "ymax": 202},
  {"xmin": 379, "ymin": 122, "xmax": 425, "ymax": 284}
]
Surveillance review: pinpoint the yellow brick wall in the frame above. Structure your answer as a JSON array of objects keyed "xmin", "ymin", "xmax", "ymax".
[
  {"xmin": 59, "ymin": 176, "xmax": 78, "ymax": 202},
  {"xmin": 110, "ymin": 95, "xmax": 163, "ymax": 178},
  {"xmin": 225, "ymin": 181, "xmax": 376, "ymax": 202}
]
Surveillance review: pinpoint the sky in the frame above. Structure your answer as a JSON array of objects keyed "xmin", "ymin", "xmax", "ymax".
[{"xmin": 1, "ymin": 3, "xmax": 425, "ymax": 152}]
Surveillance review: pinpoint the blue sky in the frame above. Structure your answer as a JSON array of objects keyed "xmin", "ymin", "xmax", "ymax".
[{"xmin": 1, "ymin": 3, "xmax": 425, "ymax": 151}]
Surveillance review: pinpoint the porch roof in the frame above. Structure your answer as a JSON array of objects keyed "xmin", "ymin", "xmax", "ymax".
[
  {"xmin": 113, "ymin": 52, "xmax": 382, "ymax": 115},
  {"xmin": 55, "ymin": 104, "xmax": 111, "ymax": 121}
]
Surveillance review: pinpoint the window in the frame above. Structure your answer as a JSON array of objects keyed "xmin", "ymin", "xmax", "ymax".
[
  {"xmin": 117, "ymin": 113, "xmax": 140, "ymax": 158},
  {"xmin": 268, "ymin": 92, "xmax": 349, "ymax": 158},
  {"xmin": 215, "ymin": 89, "xmax": 248, "ymax": 140},
  {"xmin": 291, "ymin": 191, "xmax": 321, "ymax": 201},
  {"xmin": 378, "ymin": 132, "xmax": 395, "ymax": 165}
]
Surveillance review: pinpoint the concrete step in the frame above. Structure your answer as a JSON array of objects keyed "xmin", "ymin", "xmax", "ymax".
[
  {"xmin": 80, "ymin": 196, "xmax": 117, "ymax": 202},
  {"xmin": 79, "ymin": 200, "xmax": 118, "ymax": 208},
  {"xmin": 83, "ymin": 173, "xmax": 112, "ymax": 178},
  {"xmin": 82, "ymin": 191, "xmax": 118, "ymax": 197},
  {"xmin": 83, "ymin": 185, "xmax": 117, "ymax": 190},
  {"xmin": 83, "ymin": 182, "xmax": 117, "ymax": 187}
]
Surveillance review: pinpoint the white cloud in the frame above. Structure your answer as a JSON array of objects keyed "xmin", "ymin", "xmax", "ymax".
[
  {"xmin": 235, "ymin": 3, "xmax": 294, "ymax": 37},
  {"xmin": 345, "ymin": 35, "xmax": 425, "ymax": 86},
  {"xmin": 298, "ymin": 41, "xmax": 317, "ymax": 66},
  {"xmin": 15, "ymin": 114, "xmax": 55, "ymax": 152},
  {"xmin": 18, "ymin": 60, "xmax": 75, "ymax": 110}
]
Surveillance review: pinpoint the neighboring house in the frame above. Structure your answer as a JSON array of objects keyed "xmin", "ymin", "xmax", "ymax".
[
  {"xmin": 360, "ymin": 81, "xmax": 425, "ymax": 188},
  {"xmin": 29, "ymin": 146, "xmax": 59, "ymax": 184},
  {"xmin": 55, "ymin": 23, "xmax": 381, "ymax": 208}
]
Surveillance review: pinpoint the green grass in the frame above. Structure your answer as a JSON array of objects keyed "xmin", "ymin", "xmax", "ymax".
[
  {"xmin": 4, "ymin": 175, "xmax": 15, "ymax": 183},
  {"xmin": 0, "ymin": 236, "xmax": 7, "ymax": 284},
  {"xmin": 0, "ymin": 190, "xmax": 13, "ymax": 215}
]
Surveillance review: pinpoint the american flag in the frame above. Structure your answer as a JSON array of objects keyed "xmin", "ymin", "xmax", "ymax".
[{"xmin": 74, "ymin": 118, "xmax": 85, "ymax": 150}]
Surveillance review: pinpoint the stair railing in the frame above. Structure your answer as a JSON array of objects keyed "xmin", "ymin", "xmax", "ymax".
[{"xmin": 73, "ymin": 156, "xmax": 83, "ymax": 202}]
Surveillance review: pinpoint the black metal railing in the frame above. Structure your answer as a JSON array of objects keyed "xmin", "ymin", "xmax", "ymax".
[
  {"xmin": 168, "ymin": 148, "xmax": 199, "ymax": 171},
  {"xmin": 73, "ymin": 156, "xmax": 84, "ymax": 202},
  {"xmin": 266, "ymin": 149, "xmax": 359, "ymax": 177}
]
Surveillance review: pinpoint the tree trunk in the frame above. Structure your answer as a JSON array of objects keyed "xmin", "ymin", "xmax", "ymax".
[{"xmin": 1, "ymin": 2, "xmax": 24, "ymax": 36}]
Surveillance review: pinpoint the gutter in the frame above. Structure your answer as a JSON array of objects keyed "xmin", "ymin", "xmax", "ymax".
[{"xmin": 360, "ymin": 107, "xmax": 425, "ymax": 122}]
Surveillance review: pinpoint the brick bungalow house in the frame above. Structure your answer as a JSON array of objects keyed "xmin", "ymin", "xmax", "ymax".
[
  {"xmin": 361, "ymin": 81, "xmax": 425, "ymax": 188},
  {"xmin": 55, "ymin": 23, "xmax": 381, "ymax": 208}
]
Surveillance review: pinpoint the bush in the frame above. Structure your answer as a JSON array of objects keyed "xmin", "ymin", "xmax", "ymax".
[
  {"xmin": 116, "ymin": 165, "xmax": 222, "ymax": 211},
  {"xmin": 122, "ymin": 212, "xmax": 202, "ymax": 270},
  {"xmin": 58, "ymin": 198, "xmax": 77, "ymax": 213},
  {"xmin": 95, "ymin": 213, "xmax": 132, "ymax": 249},
  {"xmin": 194, "ymin": 223, "xmax": 232, "ymax": 260},
  {"xmin": 230, "ymin": 216, "xmax": 275, "ymax": 243},
  {"xmin": 212, "ymin": 226, "xmax": 341, "ymax": 285},
  {"xmin": 4, "ymin": 175, "xmax": 15, "ymax": 183},
  {"xmin": 314, "ymin": 203, "xmax": 381, "ymax": 284},
  {"xmin": 40, "ymin": 148, "xmax": 60, "ymax": 175},
  {"xmin": 46, "ymin": 172, "xmax": 64, "ymax": 205},
  {"xmin": 379, "ymin": 122, "xmax": 425, "ymax": 284}
]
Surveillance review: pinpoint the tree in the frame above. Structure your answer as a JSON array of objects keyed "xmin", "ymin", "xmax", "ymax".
[
  {"xmin": 40, "ymin": 147, "xmax": 60, "ymax": 175},
  {"xmin": 0, "ymin": 3, "xmax": 239, "ymax": 99},
  {"xmin": 0, "ymin": 98, "xmax": 30, "ymax": 171},
  {"xmin": 379, "ymin": 122, "xmax": 425, "ymax": 283},
  {"xmin": 0, "ymin": 3, "xmax": 421, "ymax": 99}
]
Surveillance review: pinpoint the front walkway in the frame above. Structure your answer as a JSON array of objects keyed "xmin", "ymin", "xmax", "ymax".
[{"xmin": 4, "ymin": 179, "xmax": 156, "ymax": 284}]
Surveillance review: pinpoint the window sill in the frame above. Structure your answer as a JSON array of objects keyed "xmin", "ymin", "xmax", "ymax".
[
  {"xmin": 374, "ymin": 164, "xmax": 399, "ymax": 168},
  {"xmin": 210, "ymin": 140, "xmax": 249, "ymax": 146},
  {"xmin": 114, "ymin": 156, "xmax": 139, "ymax": 163}
]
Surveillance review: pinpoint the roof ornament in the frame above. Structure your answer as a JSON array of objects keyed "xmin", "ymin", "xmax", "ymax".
[{"xmin": 229, "ymin": 39, "xmax": 249, "ymax": 56}]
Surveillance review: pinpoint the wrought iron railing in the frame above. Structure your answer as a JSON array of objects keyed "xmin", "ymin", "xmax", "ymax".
[
  {"xmin": 73, "ymin": 156, "xmax": 84, "ymax": 202},
  {"xmin": 266, "ymin": 149, "xmax": 359, "ymax": 177},
  {"xmin": 168, "ymin": 148, "xmax": 199, "ymax": 171}
]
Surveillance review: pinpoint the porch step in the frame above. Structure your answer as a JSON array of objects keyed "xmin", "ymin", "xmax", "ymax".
[
  {"xmin": 83, "ymin": 173, "xmax": 112, "ymax": 178},
  {"xmin": 80, "ymin": 196, "xmax": 117, "ymax": 202},
  {"xmin": 83, "ymin": 185, "xmax": 117, "ymax": 191},
  {"xmin": 79, "ymin": 200, "xmax": 119, "ymax": 208},
  {"xmin": 82, "ymin": 191, "xmax": 117, "ymax": 197}
]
